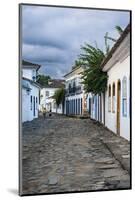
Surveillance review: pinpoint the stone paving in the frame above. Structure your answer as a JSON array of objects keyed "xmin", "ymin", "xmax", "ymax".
[{"xmin": 21, "ymin": 114, "xmax": 130, "ymax": 195}]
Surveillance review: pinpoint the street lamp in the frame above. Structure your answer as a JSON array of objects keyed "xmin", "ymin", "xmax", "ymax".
[{"xmin": 26, "ymin": 84, "xmax": 31, "ymax": 95}]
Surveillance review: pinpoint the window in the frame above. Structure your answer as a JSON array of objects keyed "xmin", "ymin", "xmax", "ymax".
[
  {"xmin": 46, "ymin": 91, "xmax": 49, "ymax": 97},
  {"xmin": 112, "ymin": 83, "xmax": 115, "ymax": 113},
  {"xmin": 30, "ymin": 95, "xmax": 32, "ymax": 110},
  {"xmin": 122, "ymin": 76, "xmax": 127, "ymax": 117},
  {"xmin": 32, "ymin": 70, "xmax": 36, "ymax": 81},
  {"xmin": 108, "ymin": 85, "xmax": 111, "ymax": 112}
]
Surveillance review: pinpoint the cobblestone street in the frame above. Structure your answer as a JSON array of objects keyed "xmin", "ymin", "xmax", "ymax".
[{"xmin": 21, "ymin": 114, "xmax": 130, "ymax": 195}]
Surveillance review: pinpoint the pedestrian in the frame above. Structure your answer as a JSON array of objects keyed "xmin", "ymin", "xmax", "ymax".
[
  {"xmin": 49, "ymin": 109, "xmax": 52, "ymax": 117},
  {"xmin": 42, "ymin": 107, "xmax": 46, "ymax": 119}
]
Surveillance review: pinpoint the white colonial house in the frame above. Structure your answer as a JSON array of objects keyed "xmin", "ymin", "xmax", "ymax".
[
  {"xmin": 40, "ymin": 79, "xmax": 65, "ymax": 114},
  {"xmin": 102, "ymin": 24, "xmax": 130, "ymax": 140},
  {"xmin": 64, "ymin": 24, "xmax": 130, "ymax": 141},
  {"xmin": 22, "ymin": 60, "xmax": 41, "ymax": 122},
  {"xmin": 64, "ymin": 66, "xmax": 91, "ymax": 116},
  {"xmin": 88, "ymin": 93, "xmax": 105, "ymax": 124}
]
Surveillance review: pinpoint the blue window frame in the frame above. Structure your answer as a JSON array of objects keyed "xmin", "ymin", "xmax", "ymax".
[{"xmin": 122, "ymin": 76, "xmax": 127, "ymax": 117}]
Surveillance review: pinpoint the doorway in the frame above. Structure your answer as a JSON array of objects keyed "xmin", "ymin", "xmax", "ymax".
[
  {"xmin": 117, "ymin": 80, "xmax": 121, "ymax": 135},
  {"xmin": 33, "ymin": 96, "xmax": 35, "ymax": 117}
]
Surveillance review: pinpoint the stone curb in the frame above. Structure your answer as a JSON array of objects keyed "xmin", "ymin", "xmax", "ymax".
[{"xmin": 95, "ymin": 123, "xmax": 130, "ymax": 174}]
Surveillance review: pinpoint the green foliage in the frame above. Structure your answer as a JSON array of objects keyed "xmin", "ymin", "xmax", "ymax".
[
  {"xmin": 104, "ymin": 32, "xmax": 110, "ymax": 55},
  {"xmin": 104, "ymin": 25, "xmax": 124, "ymax": 47},
  {"xmin": 79, "ymin": 43, "xmax": 108, "ymax": 94},
  {"xmin": 37, "ymin": 74, "xmax": 51, "ymax": 86},
  {"xmin": 115, "ymin": 25, "xmax": 123, "ymax": 35},
  {"xmin": 72, "ymin": 59, "xmax": 84, "ymax": 69},
  {"xmin": 53, "ymin": 88, "xmax": 65, "ymax": 107}
]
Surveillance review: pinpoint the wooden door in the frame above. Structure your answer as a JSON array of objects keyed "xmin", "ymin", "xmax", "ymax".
[{"xmin": 117, "ymin": 80, "xmax": 121, "ymax": 135}]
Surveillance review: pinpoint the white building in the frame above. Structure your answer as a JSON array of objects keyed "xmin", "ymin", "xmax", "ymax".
[
  {"xmin": 64, "ymin": 66, "xmax": 91, "ymax": 116},
  {"xmin": 102, "ymin": 24, "xmax": 130, "ymax": 140},
  {"xmin": 40, "ymin": 79, "xmax": 65, "ymax": 114},
  {"xmin": 88, "ymin": 93, "xmax": 105, "ymax": 124},
  {"xmin": 22, "ymin": 60, "xmax": 41, "ymax": 122}
]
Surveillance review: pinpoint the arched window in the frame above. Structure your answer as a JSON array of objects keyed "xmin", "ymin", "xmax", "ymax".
[
  {"xmin": 122, "ymin": 76, "xmax": 127, "ymax": 117},
  {"xmin": 108, "ymin": 84, "xmax": 111, "ymax": 112},
  {"xmin": 112, "ymin": 83, "xmax": 115, "ymax": 113}
]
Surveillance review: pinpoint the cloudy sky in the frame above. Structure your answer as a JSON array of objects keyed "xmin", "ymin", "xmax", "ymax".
[{"xmin": 22, "ymin": 5, "xmax": 130, "ymax": 79}]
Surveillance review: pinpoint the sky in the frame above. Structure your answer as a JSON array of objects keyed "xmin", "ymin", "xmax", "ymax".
[{"xmin": 22, "ymin": 5, "xmax": 130, "ymax": 79}]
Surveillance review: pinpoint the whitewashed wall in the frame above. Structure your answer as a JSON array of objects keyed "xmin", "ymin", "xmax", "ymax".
[
  {"xmin": 22, "ymin": 88, "xmax": 30, "ymax": 122},
  {"xmin": 22, "ymin": 82, "xmax": 40, "ymax": 122},
  {"xmin": 22, "ymin": 68, "xmax": 37, "ymax": 81},
  {"xmin": 40, "ymin": 88, "xmax": 63, "ymax": 114},
  {"xmin": 105, "ymin": 56, "xmax": 130, "ymax": 140}
]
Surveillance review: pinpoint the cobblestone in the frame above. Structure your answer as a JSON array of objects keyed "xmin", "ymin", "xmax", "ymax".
[{"xmin": 21, "ymin": 114, "xmax": 130, "ymax": 195}]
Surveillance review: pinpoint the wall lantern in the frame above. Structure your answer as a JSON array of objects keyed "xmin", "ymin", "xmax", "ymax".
[
  {"xmin": 26, "ymin": 88, "xmax": 31, "ymax": 95},
  {"xmin": 26, "ymin": 83, "xmax": 31, "ymax": 95}
]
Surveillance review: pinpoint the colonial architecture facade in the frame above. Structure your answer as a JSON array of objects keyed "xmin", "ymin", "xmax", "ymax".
[
  {"xmin": 89, "ymin": 93, "xmax": 105, "ymax": 124},
  {"xmin": 40, "ymin": 79, "xmax": 65, "ymax": 114},
  {"xmin": 22, "ymin": 60, "xmax": 41, "ymax": 122},
  {"xmin": 102, "ymin": 24, "xmax": 130, "ymax": 140},
  {"xmin": 64, "ymin": 24, "xmax": 130, "ymax": 141},
  {"xmin": 64, "ymin": 66, "xmax": 90, "ymax": 116}
]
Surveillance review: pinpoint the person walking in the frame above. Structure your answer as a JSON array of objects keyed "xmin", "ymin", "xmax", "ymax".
[
  {"xmin": 42, "ymin": 107, "xmax": 46, "ymax": 119},
  {"xmin": 49, "ymin": 109, "xmax": 52, "ymax": 117}
]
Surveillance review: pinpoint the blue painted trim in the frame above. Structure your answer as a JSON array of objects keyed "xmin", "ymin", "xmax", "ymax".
[{"xmin": 122, "ymin": 98, "xmax": 127, "ymax": 117}]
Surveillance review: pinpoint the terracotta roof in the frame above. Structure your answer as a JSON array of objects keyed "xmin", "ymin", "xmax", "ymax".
[
  {"xmin": 42, "ymin": 79, "xmax": 65, "ymax": 88},
  {"xmin": 22, "ymin": 60, "xmax": 41, "ymax": 71},
  {"xmin": 101, "ymin": 23, "xmax": 130, "ymax": 69}
]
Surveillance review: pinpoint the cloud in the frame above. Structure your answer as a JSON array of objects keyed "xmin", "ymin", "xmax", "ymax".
[
  {"xmin": 22, "ymin": 5, "xmax": 130, "ymax": 78},
  {"xmin": 22, "ymin": 44, "xmax": 68, "ymax": 63}
]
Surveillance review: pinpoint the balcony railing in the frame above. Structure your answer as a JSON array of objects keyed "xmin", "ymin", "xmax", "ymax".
[{"xmin": 65, "ymin": 86, "xmax": 82, "ymax": 96}]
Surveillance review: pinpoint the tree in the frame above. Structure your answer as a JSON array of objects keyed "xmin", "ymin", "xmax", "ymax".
[
  {"xmin": 78, "ymin": 25, "xmax": 123, "ymax": 95},
  {"xmin": 104, "ymin": 32, "xmax": 111, "ymax": 55},
  {"xmin": 79, "ymin": 43, "xmax": 108, "ymax": 94},
  {"xmin": 36, "ymin": 74, "xmax": 51, "ymax": 86},
  {"xmin": 104, "ymin": 25, "xmax": 124, "ymax": 46},
  {"xmin": 72, "ymin": 59, "xmax": 83, "ymax": 69},
  {"xmin": 53, "ymin": 88, "xmax": 65, "ymax": 113},
  {"xmin": 115, "ymin": 25, "xmax": 124, "ymax": 35}
]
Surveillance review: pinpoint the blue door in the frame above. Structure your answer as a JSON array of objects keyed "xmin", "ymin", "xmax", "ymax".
[
  {"xmin": 76, "ymin": 99, "xmax": 78, "ymax": 114},
  {"xmin": 95, "ymin": 96, "xmax": 97, "ymax": 120},
  {"xmin": 78, "ymin": 99, "xmax": 80, "ymax": 115},
  {"xmin": 89, "ymin": 98, "xmax": 91, "ymax": 115},
  {"xmin": 81, "ymin": 98, "xmax": 82, "ymax": 115},
  {"xmin": 33, "ymin": 96, "xmax": 35, "ymax": 116}
]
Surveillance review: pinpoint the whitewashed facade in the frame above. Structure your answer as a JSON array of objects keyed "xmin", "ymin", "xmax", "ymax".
[
  {"xmin": 89, "ymin": 93, "xmax": 105, "ymax": 124},
  {"xmin": 64, "ymin": 66, "xmax": 91, "ymax": 116},
  {"xmin": 40, "ymin": 80, "xmax": 65, "ymax": 114},
  {"xmin": 102, "ymin": 24, "xmax": 130, "ymax": 140},
  {"xmin": 64, "ymin": 24, "xmax": 130, "ymax": 141},
  {"xmin": 22, "ymin": 60, "xmax": 41, "ymax": 122}
]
